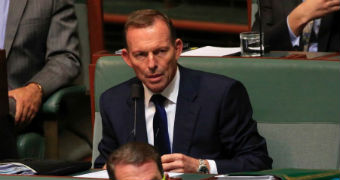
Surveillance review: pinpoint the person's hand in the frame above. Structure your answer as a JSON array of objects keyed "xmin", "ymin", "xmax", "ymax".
[
  {"xmin": 301, "ymin": 0, "xmax": 340, "ymax": 20},
  {"xmin": 288, "ymin": 0, "xmax": 340, "ymax": 35},
  {"xmin": 8, "ymin": 83, "xmax": 43, "ymax": 125},
  {"xmin": 161, "ymin": 153, "xmax": 210, "ymax": 173}
]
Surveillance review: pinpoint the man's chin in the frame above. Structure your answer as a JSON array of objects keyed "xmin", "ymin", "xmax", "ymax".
[{"xmin": 145, "ymin": 84, "xmax": 165, "ymax": 93}]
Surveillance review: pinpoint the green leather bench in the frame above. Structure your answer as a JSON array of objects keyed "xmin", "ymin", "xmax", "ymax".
[{"xmin": 92, "ymin": 55, "xmax": 340, "ymax": 170}]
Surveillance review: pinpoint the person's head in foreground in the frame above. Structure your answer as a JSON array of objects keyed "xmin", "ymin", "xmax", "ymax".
[
  {"xmin": 107, "ymin": 142, "xmax": 166, "ymax": 180},
  {"xmin": 121, "ymin": 9, "xmax": 183, "ymax": 93}
]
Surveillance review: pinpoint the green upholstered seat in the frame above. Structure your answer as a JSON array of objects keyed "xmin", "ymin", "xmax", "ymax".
[
  {"xmin": 17, "ymin": 133, "xmax": 45, "ymax": 159},
  {"xmin": 92, "ymin": 55, "xmax": 340, "ymax": 169}
]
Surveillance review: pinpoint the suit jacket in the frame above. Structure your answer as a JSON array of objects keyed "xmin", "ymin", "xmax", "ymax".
[
  {"xmin": 95, "ymin": 66, "xmax": 272, "ymax": 173},
  {"xmin": 5, "ymin": 0, "xmax": 80, "ymax": 97},
  {"xmin": 252, "ymin": 0, "xmax": 340, "ymax": 52}
]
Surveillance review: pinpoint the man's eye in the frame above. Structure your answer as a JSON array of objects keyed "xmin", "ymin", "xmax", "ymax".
[
  {"xmin": 134, "ymin": 52, "xmax": 147, "ymax": 59},
  {"xmin": 161, "ymin": 48, "xmax": 169, "ymax": 53},
  {"xmin": 154, "ymin": 49, "xmax": 168, "ymax": 56}
]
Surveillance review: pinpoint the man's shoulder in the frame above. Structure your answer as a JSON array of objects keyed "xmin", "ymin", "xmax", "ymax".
[
  {"xmin": 180, "ymin": 66, "xmax": 237, "ymax": 84},
  {"xmin": 179, "ymin": 66, "xmax": 245, "ymax": 96},
  {"xmin": 100, "ymin": 77, "xmax": 138, "ymax": 101}
]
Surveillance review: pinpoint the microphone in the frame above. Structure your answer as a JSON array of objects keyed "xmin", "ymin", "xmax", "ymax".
[
  {"xmin": 257, "ymin": 0, "xmax": 264, "ymax": 56},
  {"xmin": 131, "ymin": 83, "xmax": 141, "ymax": 141}
]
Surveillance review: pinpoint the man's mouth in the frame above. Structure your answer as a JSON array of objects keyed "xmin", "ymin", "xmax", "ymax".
[{"xmin": 147, "ymin": 74, "xmax": 162, "ymax": 83}]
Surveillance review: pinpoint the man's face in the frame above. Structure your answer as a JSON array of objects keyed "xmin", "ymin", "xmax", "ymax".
[
  {"xmin": 113, "ymin": 160, "xmax": 163, "ymax": 180},
  {"xmin": 122, "ymin": 18, "xmax": 183, "ymax": 93}
]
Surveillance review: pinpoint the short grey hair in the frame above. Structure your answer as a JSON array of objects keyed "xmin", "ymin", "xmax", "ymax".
[{"xmin": 106, "ymin": 142, "xmax": 163, "ymax": 180}]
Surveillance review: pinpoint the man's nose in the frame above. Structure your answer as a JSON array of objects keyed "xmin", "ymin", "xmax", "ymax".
[{"xmin": 147, "ymin": 53, "xmax": 157, "ymax": 70}]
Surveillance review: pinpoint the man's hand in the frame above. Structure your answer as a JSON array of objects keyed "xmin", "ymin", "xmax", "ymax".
[
  {"xmin": 8, "ymin": 83, "xmax": 43, "ymax": 125},
  {"xmin": 161, "ymin": 153, "xmax": 210, "ymax": 173},
  {"xmin": 288, "ymin": 0, "xmax": 340, "ymax": 35}
]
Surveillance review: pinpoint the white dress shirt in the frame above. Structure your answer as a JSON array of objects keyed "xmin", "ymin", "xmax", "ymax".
[
  {"xmin": 0, "ymin": 0, "xmax": 10, "ymax": 49},
  {"xmin": 143, "ymin": 66, "xmax": 218, "ymax": 174}
]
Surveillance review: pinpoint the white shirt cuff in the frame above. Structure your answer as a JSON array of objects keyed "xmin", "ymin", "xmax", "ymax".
[
  {"xmin": 287, "ymin": 16, "xmax": 300, "ymax": 47},
  {"xmin": 207, "ymin": 159, "xmax": 218, "ymax": 174}
]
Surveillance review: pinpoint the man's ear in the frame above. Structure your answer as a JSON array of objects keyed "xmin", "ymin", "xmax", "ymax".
[
  {"xmin": 174, "ymin": 38, "xmax": 183, "ymax": 60},
  {"xmin": 121, "ymin": 48, "xmax": 132, "ymax": 67}
]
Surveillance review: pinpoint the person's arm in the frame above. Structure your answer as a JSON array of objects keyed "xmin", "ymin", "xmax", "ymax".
[
  {"xmin": 9, "ymin": 0, "xmax": 80, "ymax": 123},
  {"xmin": 162, "ymin": 154, "xmax": 218, "ymax": 174},
  {"xmin": 28, "ymin": 0, "xmax": 80, "ymax": 96},
  {"xmin": 8, "ymin": 83, "xmax": 42, "ymax": 124},
  {"xmin": 287, "ymin": 17, "xmax": 301, "ymax": 48},
  {"xmin": 214, "ymin": 81, "xmax": 272, "ymax": 173},
  {"xmin": 161, "ymin": 154, "xmax": 211, "ymax": 173},
  {"xmin": 252, "ymin": 0, "xmax": 340, "ymax": 51},
  {"xmin": 94, "ymin": 94, "xmax": 120, "ymax": 168},
  {"xmin": 252, "ymin": 0, "xmax": 295, "ymax": 50},
  {"xmin": 287, "ymin": 0, "xmax": 340, "ymax": 36},
  {"xmin": 161, "ymin": 81, "xmax": 272, "ymax": 174}
]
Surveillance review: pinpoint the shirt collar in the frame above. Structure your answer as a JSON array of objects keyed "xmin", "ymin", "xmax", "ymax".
[{"xmin": 144, "ymin": 66, "xmax": 180, "ymax": 106}]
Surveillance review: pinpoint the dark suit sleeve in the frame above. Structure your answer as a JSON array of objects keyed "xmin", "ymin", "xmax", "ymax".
[
  {"xmin": 252, "ymin": 0, "xmax": 296, "ymax": 51},
  {"xmin": 94, "ymin": 93, "xmax": 120, "ymax": 168},
  {"xmin": 215, "ymin": 81, "xmax": 272, "ymax": 173},
  {"xmin": 28, "ymin": 0, "xmax": 80, "ymax": 96}
]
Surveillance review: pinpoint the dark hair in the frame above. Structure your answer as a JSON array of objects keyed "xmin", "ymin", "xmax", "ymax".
[
  {"xmin": 107, "ymin": 142, "xmax": 163, "ymax": 180},
  {"xmin": 123, "ymin": 9, "xmax": 177, "ymax": 48}
]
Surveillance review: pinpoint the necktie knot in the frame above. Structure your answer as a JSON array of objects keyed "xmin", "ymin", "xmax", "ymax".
[{"xmin": 151, "ymin": 94, "xmax": 166, "ymax": 106}]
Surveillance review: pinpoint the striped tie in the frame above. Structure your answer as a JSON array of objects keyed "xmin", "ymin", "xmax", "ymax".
[{"xmin": 302, "ymin": 20, "xmax": 314, "ymax": 52}]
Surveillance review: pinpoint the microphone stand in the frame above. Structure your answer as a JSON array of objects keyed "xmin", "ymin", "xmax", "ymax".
[{"xmin": 131, "ymin": 83, "xmax": 141, "ymax": 141}]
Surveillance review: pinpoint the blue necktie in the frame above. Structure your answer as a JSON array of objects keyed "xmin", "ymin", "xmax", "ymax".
[{"xmin": 151, "ymin": 94, "xmax": 171, "ymax": 155}]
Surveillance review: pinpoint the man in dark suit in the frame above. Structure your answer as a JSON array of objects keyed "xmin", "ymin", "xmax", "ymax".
[
  {"xmin": 252, "ymin": 0, "xmax": 340, "ymax": 52},
  {"xmin": 3, "ymin": 0, "xmax": 80, "ymax": 126},
  {"xmin": 95, "ymin": 9, "xmax": 272, "ymax": 174}
]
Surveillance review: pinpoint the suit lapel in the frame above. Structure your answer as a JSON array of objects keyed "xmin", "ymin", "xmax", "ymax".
[
  {"xmin": 5, "ymin": 0, "xmax": 27, "ymax": 57},
  {"xmin": 172, "ymin": 66, "xmax": 200, "ymax": 154},
  {"xmin": 135, "ymin": 96, "xmax": 148, "ymax": 142}
]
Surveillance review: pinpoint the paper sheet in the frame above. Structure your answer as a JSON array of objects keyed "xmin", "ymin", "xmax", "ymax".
[
  {"xmin": 74, "ymin": 170, "xmax": 109, "ymax": 178},
  {"xmin": 181, "ymin": 46, "xmax": 240, "ymax": 57},
  {"xmin": 215, "ymin": 175, "xmax": 275, "ymax": 180}
]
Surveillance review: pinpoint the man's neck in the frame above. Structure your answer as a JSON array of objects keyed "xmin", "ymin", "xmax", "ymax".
[{"xmin": 143, "ymin": 66, "xmax": 180, "ymax": 106}]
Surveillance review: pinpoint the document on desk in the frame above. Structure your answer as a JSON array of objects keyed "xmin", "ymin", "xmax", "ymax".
[
  {"xmin": 74, "ymin": 170, "xmax": 183, "ymax": 179},
  {"xmin": 181, "ymin": 46, "xmax": 240, "ymax": 57},
  {"xmin": 74, "ymin": 170, "xmax": 108, "ymax": 178},
  {"xmin": 215, "ymin": 175, "xmax": 277, "ymax": 180}
]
